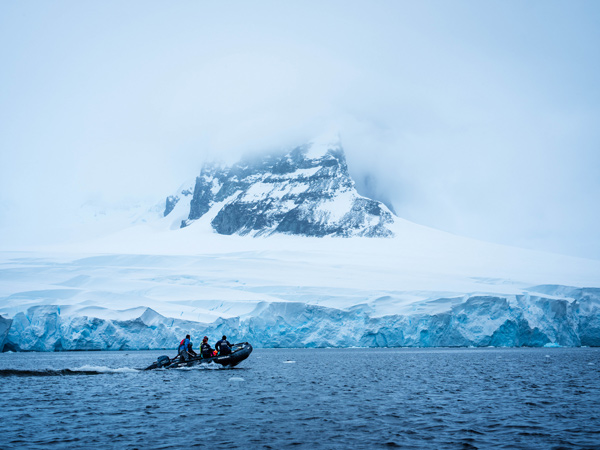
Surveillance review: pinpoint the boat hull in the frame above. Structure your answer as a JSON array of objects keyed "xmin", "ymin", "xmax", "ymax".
[{"xmin": 144, "ymin": 343, "xmax": 253, "ymax": 370}]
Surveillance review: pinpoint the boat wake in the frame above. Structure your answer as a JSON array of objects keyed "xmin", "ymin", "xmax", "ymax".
[{"xmin": 0, "ymin": 365, "xmax": 139, "ymax": 377}]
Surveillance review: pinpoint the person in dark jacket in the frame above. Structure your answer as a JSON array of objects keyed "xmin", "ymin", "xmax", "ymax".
[
  {"xmin": 200, "ymin": 336, "xmax": 214, "ymax": 358},
  {"xmin": 215, "ymin": 335, "xmax": 232, "ymax": 356}
]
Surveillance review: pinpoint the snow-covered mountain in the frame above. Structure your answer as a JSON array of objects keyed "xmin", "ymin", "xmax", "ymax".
[
  {"xmin": 163, "ymin": 136, "xmax": 394, "ymax": 237},
  {"xmin": 1, "ymin": 136, "xmax": 600, "ymax": 351}
]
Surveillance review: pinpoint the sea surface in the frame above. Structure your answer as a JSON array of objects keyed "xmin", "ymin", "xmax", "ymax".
[{"xmin": 0, "ymin": 348, "xmax": 599, "ymax": 449}]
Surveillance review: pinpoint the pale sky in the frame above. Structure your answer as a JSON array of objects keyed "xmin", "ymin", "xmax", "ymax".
[{"xmin": 1, "ymin": 1, "xmax": 599, "ymax": 259}]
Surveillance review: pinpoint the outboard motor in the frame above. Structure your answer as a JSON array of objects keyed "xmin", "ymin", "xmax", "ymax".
[{"xmin": 156, "ymin": 355, "xmax": 171, "ymax": 368}]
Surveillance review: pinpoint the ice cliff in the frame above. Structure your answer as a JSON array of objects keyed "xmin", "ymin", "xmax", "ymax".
[
  {"xmin": 0, "ymin": 315, "xmax": 12, "ymax": 351},
  {"xmin": 4, "ymin": 287, "xmax": 599, "ymax": 351},
  {"xmin": 165, "ymin": 137, "xmax": 395, "ymax": 237}
]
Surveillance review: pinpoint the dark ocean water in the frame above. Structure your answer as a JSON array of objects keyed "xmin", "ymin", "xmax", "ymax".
[{"xmin": 0, "ymin": 348, "xmax": 599, "ymax": 449}]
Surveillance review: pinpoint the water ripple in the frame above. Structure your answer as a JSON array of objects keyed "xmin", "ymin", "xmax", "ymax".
[{"xmin": 0, "ymin": 348, "xmax": 599, "ymax": 449}]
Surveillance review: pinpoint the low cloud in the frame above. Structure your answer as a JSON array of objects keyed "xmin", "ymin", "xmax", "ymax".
[{"xmin": 1, "ymin": 1, "xmax": 598, "ymax": 258}]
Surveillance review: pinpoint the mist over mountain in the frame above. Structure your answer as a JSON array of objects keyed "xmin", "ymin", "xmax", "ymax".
[{"xmin": 162, "ymin": 136, "xmax": 395, "ymax": 238}]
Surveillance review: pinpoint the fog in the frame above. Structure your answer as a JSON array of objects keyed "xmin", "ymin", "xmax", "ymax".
[{"xmin": 1, "ymin": 1, "xmax": 599, "ymax": 259}]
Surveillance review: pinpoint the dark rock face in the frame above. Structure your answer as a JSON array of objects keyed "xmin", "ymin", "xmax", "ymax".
[
  {"xmin": 164, "ymin": 196, "xmax": 179, "ymax": 217},
  {"xmin": 171, "ymin": 139, "xmax": 395, "ymax": 237},
  {"xmin": 164, "ymin": 187, "xmax": 193, "ymax": 220}
]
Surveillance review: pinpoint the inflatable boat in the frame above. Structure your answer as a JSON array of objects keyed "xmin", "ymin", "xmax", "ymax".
[{"xmin": 144, "ymin": 342, "xmax": 253, "ymax": 370}]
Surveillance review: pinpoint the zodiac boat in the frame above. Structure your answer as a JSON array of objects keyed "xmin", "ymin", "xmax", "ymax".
[{"xmin": 144, "ymin": 342, "xmax": 253, "ymax": 370}]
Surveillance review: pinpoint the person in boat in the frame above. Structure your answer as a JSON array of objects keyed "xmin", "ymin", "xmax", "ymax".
[
  {"xmin": 200, "ymin": 336, "xmax": 214, "ymax": 359},
  {"xmin": 178, "ymin": 334, "xmax": 197, "ymax": 361},
  {"xmin": 215, "ymin": 335, "xmax": 232, "ymax": 356},
  {"xmin": 187, "ymin": 340, "xmax": 197, "ymax": 358}
]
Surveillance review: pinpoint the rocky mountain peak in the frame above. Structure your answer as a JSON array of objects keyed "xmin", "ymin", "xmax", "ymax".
[{"xmin": 164, "ymin": 138, "xmax": 395, "ymax": 237}]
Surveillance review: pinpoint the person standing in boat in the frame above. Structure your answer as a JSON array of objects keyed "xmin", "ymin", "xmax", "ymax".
[
  {"xmin": 200, "ymin": 336, "xmax": 214, "ymax": 358},
  {"xmin": 215, "ymin": 335, "xmax": 232, "ymax": 355}
]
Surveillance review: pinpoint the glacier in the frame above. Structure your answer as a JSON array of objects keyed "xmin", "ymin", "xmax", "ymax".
[
  {"xmin": 1, "ymin": 136, "xmax": 600, "ymax": 351},
  {"xmin": 1, "ymin": 246, "xmax": 600, "ymax": 351}
]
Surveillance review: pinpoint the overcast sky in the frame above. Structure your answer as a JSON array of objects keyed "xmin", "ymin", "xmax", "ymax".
[{"xmin": 1, "ymin": 1, "xmax": 599, "ymax": 259}]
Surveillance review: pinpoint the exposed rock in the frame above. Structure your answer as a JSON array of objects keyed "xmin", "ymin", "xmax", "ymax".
[{"xmin": 171, "ymin": 138, "xmax": 395, "ymax": 237}]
